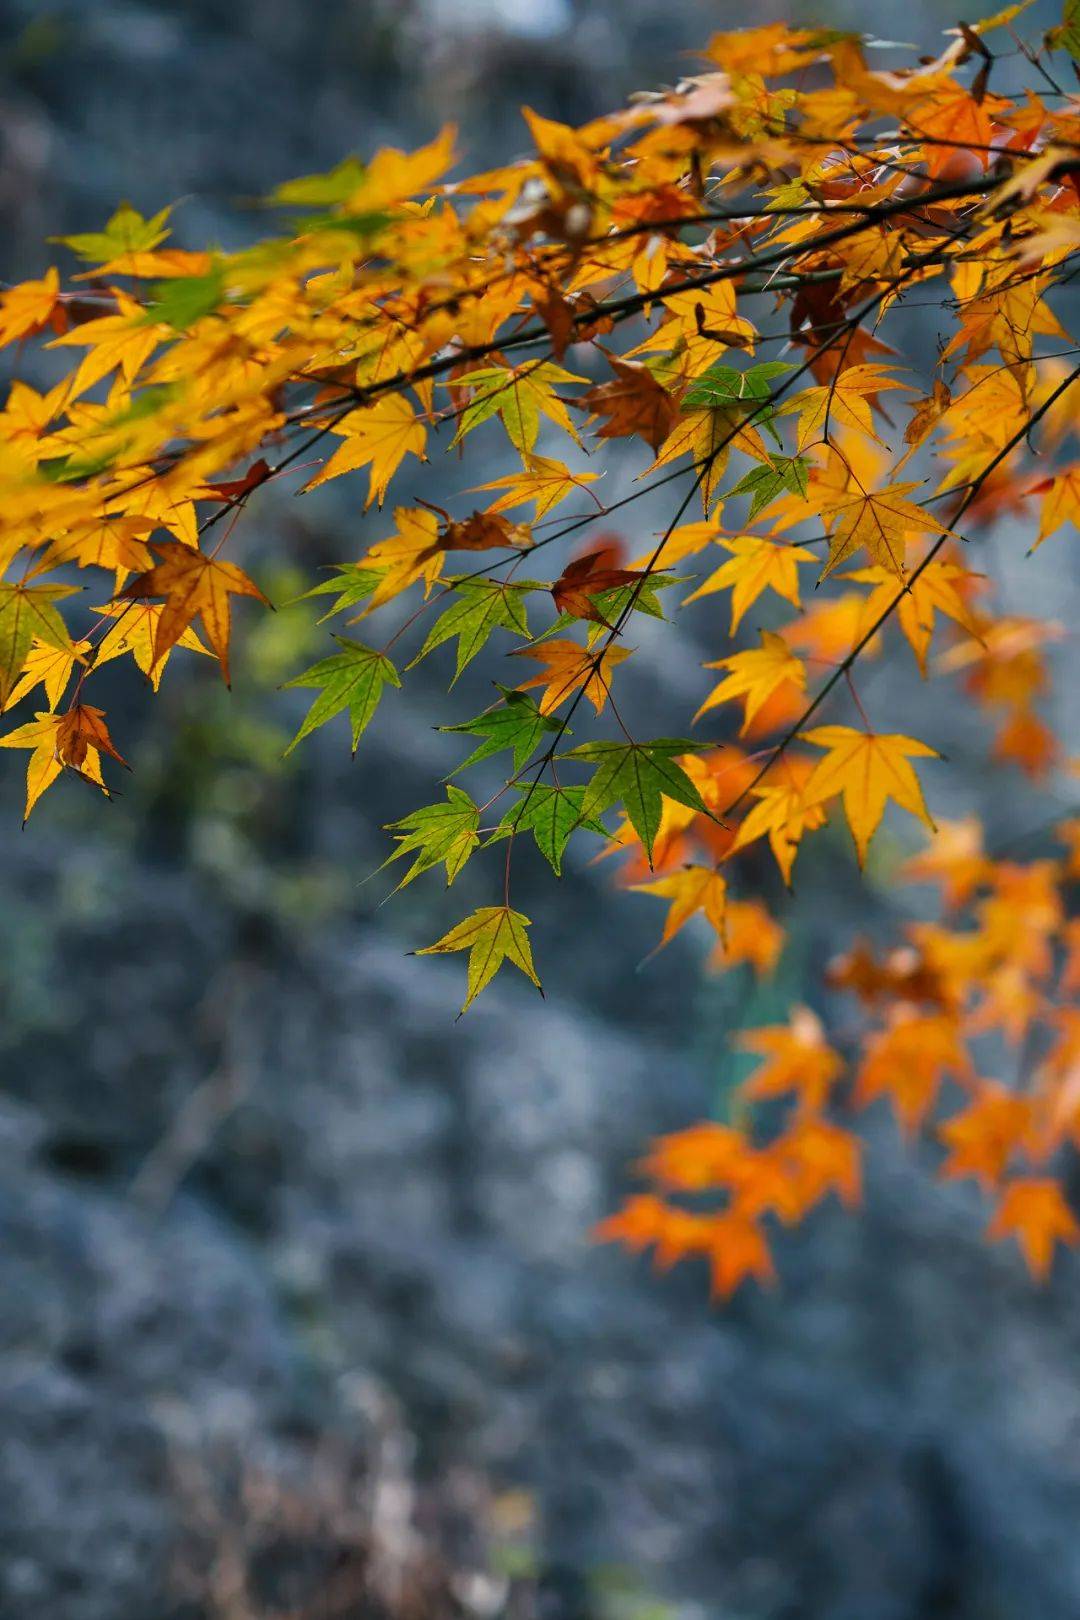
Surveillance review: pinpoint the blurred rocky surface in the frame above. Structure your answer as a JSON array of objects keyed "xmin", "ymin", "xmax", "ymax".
[{"xmin": 1, "ymin": 2, "xmax": 1079, "ymax": 1618}]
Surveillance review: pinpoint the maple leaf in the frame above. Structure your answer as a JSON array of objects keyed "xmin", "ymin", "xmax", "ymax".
[
  {"xmin": 684, "ymin": 534, "xmax": 816, "ymax": 633},
  {"xmin": 844, "ymin": 560, "xmax": 983, "ymax": 675},
  {"xmin": 903, "ymin": 379, "xmax": 952, "ymax": 450},
  {"xmin": 90, "ymin": 601, "xmax": 210, "ymax": 690},
  {"xmin": 0, "ymin": 268, "xmax": 61, "ymax": 347},
  {"xmin": 592, "ymin": 1193, "xmax": 688, "ymax": 1255},
  {"xmin": 452, "ymin": 362, "xmax": 583, "ymax": 454},
  {"xmin": 938, "ymin": 1085, "xmax": 1032, "ymax": 1190},
  {"xmin": 578, "ymin": 356, "xmax": 677, "ymax": 452},
  {"xmin": 901, "ymin": 816, "xmax": 988, "ymax": 909},
  {"xmin": 1, "ymin": 638, "xmax": 87, "ymax": 714},
  {"xmin": 383, "ymin": 786, "xmax": 480, "ymax": 889},
  {"xmin": 1027, "ymin": 465, "xmax": 1080, "ymax": 551},
  {"xmin": 629, "ymin": 519, "xmax": 721, "ymax": 572},
  {"xmin": 776, "ymin": 1118, "xmax": 862, "ymax": 1214},
  {"xmin": 56, "ymin": 202, "xmax": 172, "ymax": 267},
  {"xmin": 1, "ymin": 702, "xmax": 127, "ymax": 821},
  {"xmin": 297, "ymin": 566, "xmax": 383, "ymax": 622},
  {"xmin": 436, "ymin": 510, "xmax": 533, "ymax": 554},
  {"xmin": 780, "ymin": 365, "xmax": 911, "ymax": 452},
  {"xmin": 40, "ymin": 513, "xmax": 157, "ymax": 585},
  {"xmin": 707, "ymin": 1212, "xmax": 776, "ymax": 1300},
  {"xmin": 651, "ymin": 404, "xmax": 768, "ymax": 517},
  {"xmin": 0, "ymin": 583, "xmax": 79, "ymax": 707},
  {"xmin": 0, "ymin": 711, "xmax": 98, "ymax": 819},
  {"xmin": 417, "ymin": 905, "xmax": 542, "ymax": 1013},
  {"xmin": 550, "ymin": 548, "xmax": 645, "ymax": 628},
  {"xmin": 342, "ymin": 125, "xmax": 457, "ymax": 212},
  {"xmin": 633, "ymin": 864, "xmax": 727, "ymax": 948},
  {"xmin": 729, "ymin": 763, "xmax": 828, "ymax": 886},
  {"xmin": 993, "ymin": 707, "xmax": 1058, "ymax": 779},
  {"xmin": 696, "ymin": 630, "xmax": 806, "ymax": 732},
  {"xmin": 916, "ymin": 88, "xmax": 993, "ymax": 180},
  {"xmin": 562, "ymin": 739, "xmax": 708, "ymax": 866},
  {"xmin": 121, "ymin": 540, "xmax": 270, "ymax": 686},
  {"xmin": 46, "ymin": 294, "xmax": 165, "ymax": 398},
  {"xmin": 410, "ymin": 578, "xmax": 534, "ymax": 680},
  {"xmin": 855, "ymin": 1010, "xmax": 970, "ymax": 1134},
  {"xmin": 283, "ymin": 637, "xmax": 400, "ymax": 754},
  {"xmin": 987, "ymin": 1179, "xmax": 1080, "ymax": 1280},
  {"xmin": 442, "ymin": 686, "xmax": 561, "ymax": 775},
  {"xmin": 801, "ymin": 725, "xmax": 939, "ymax": 867},
  {"xmin": 635, "ymin": 1122, "xmax": 752, "ymax": 1193},
  {"xmin": 305, "ymin": 394, "xmax": 428, "ymax": 507},
  {"xmin": 709, "ymin": 898, "xmax": 785, "ymax": 978},
  {"xmin": 469, "ymin": 455, "xmax": 601, "ymax": 520},
  {"xmin": 511, "ymin": 638, "xmax": 631, "ymax": 715},
  {"xmin": 351, "ymin": 506, "xmax": 444, "ymax": 613},
  {"xmin": 815, "ymin": 475, "xmax": 951, "ymax": 580},
  {"xmin": 488, "ymin": 783, "xmax": 607, "ymax": 876},
  {"xmin": 736, "ymin": 1007, "xmax": 843, "ymax": 1113},
  {"xmin": 55, "ymin": 703, "xmax": 127, "ymax": 770}
]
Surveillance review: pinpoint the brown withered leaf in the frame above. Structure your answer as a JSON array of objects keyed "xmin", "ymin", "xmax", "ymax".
[
  {"xmin": 55, "ymin": 704, "xmax": 128, "ymax": 770},
  {"xmin": 579, "ymin": 355, "xmax": 678, "ymax": 452},
  {"xmin": 436, "ymin": 510, "xmax": 533, "ymax": 554},
  {"xmin": 551, "ymin": 547, "xmax": 645, "ymax": 627}
]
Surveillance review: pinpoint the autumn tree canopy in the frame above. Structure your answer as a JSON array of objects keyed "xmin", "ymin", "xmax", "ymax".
[{"xmin": 3, "ymin": 4, "xmax": 1080, "ymax": 1294}]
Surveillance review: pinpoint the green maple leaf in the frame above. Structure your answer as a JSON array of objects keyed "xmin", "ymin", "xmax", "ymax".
[
  {"xmin": 55, "ymin": 203, "xmax": 171, "ymax": 265},
  {"xmin": 283, "ymin": 636, "xmax": 399, "ymax": 754},
  {"xmin": 417, "ymin": 905, "xmax": 542, "ymax": 1012},
  {"xmin": 487, "ymin": 783, "xmax": 607, "ymax": 876},
  {"xmin": 561, "ymin": 738, "xmax": 708, "ymax": 865},
  {"xmin": 683, "ymin": 359, "xmax": 794, "ymax": 445},
  {"xmin": 294, "ymin": 565, "xmax": 384, "ymax": 622},
  {"xmin": 382, "ymin": 785, "xmax": 480, "ymax": 889},
  {"xmin": 409, "ymin": 579, "xmax": 536, "ymax": 680},
  {"xmin": 729, "ymin": 453, "xmax": 809, "ymax": 520},
  {"xmin": 442, "ymin": 686, "xmax": 562, "ymax": 775}
]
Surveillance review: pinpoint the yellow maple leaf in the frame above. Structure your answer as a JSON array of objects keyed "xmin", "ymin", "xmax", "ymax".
[
  {"xmin": 737, "ymin": 1006, "xmax": 843, "ymax": 1113},
  {"xmin": 1029, "ymin": 465, "xmax": 1080, "ymax": 551},
  {"xmin": 91, "ymin": 602, "xmax": 210, "ymax": 689},
  {"xmin": 354, "ymin": 505, "xmax": 444, "ymax": 613},
  {"xmin": 0, "ymin": 268, "xmax": 60, "ymax": 347},
  {"xmin": 468, "ymin": 454, "xmax": 601, "ymax": 521},
  {"xmin": 816, "ymin": 475, "xmax": 951, "ymax": 579},
  {"xmin": 633, "ymin": 864, "xmax": 727, "ymax": 948},
  {"xmin": 305, "ymin": 393, "xmax": 427, "ymax": 507},
  {"xmin": 801, "ymin": 724, "xmax": 939, "ymax": 866},
  {"xmin": 782, "ymin": 365, "xmax": 911, "ymax": 452},
  {"xmin": 417, "ymin": 905, "xmax": 541, "ymax": 1013},
  {"xmin": 344, "ymin": 126, "xmax": 458, "ymax": 212},
  {"xmin": 685, "ymin": 534, "xmax": 816, "ymax": 632},
  {"xmin": 855, "ymin": 1009, "xmax": 970, "ymax": 1133},
  {"xmin": 844, "ymin": 559, "xmax": 983, "ymax": 674},
  {"xmin": 696, "ymin": 629, "xmax": 806, "ymax": 731},
  {"xmin": 1, "ymin": 638, "xmax": 88, "ymax": 714},
  {"xmin": 0, "ymin": 710, "xmax": 110, "ymax": 821}
]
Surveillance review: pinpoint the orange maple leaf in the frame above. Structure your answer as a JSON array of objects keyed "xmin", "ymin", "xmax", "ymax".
[
  {"xmin": 121, "ymin": 541, "xmax": 270, "ymax": 685},
  {"xmin": 987, "ymin": 1178, "xmax": 1080, "ymax": 1280},
  {"xmin": 511, "ymin": 637, "xmax": 631, "ymax": 715}
]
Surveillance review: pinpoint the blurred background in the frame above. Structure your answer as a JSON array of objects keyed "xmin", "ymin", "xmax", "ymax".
[{"xmin": 2, "ymin": 2, "xmax": 1080, "ymax": 1617}]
